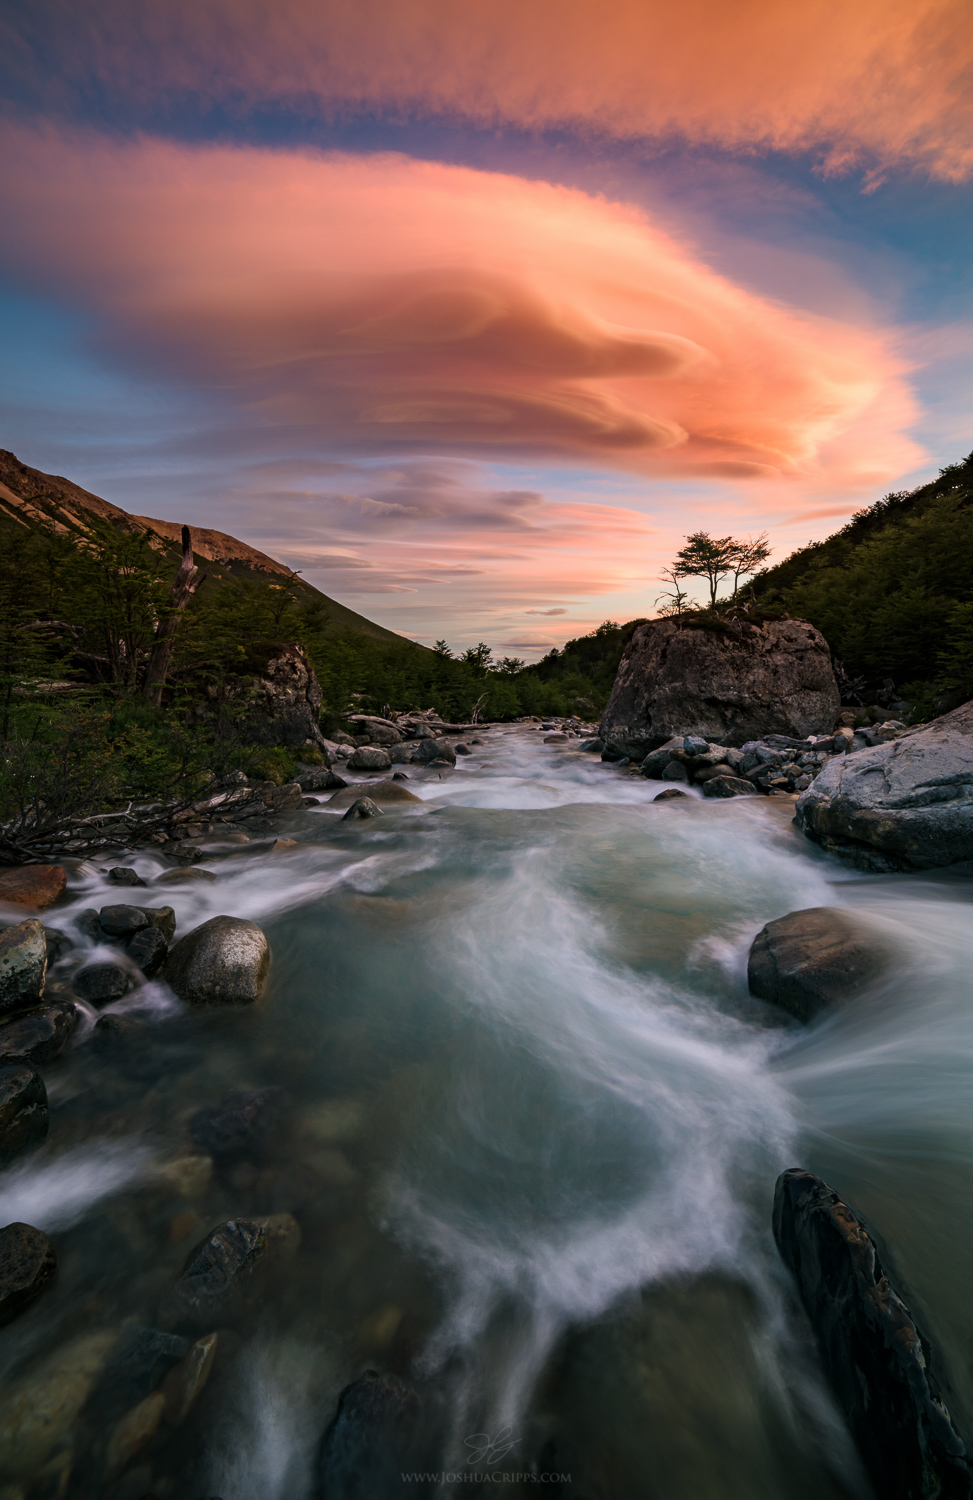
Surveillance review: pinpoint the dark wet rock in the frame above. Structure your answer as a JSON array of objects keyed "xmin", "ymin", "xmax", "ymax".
[
  {"xmin": 0, "ymin": 1064, "xmax": 48, "ymax": 1164},
  {"xmin": 0, "ymin": 1223, "xmax": 57, "ymax": 1326},
  {"xmin": 155, "ymin": 866, "xmax": 217, "ymax": 885},
  {"xmin": 345, "ymin": 715, "xmax": 403, "ymax": 746},
  {"xmin": 347, "ymin": 746, "xmax": 392, "ymax": 772},
  {"xmin": 639, "ymin": 738, "xmax": 684, "ymax": 777},
  {"xmin": 98, "ymin": 904, "xmax": 150, "ymax": 938},
  {"xmin": 797, "ymin": 699, "xmax": 973, "ymax": 871},
  {"xmin": 600, "ymin": 744, "xmax": 626, "ymax": 762},
  {"xmin": 159, "ymin": 1214, "xmax": 300, "ymax": 1330},
  {"xmin": 455, "ymin": 742, "xmax": 473, "ymax": 753},
  {"xmin": 93, "ymin": 1012, "xmax": 140, "ymax": 1044},
  {"xmin": 389, "ymin": 742, "xmax": 418, "ymax": 764},
  {"xmin": 41, "ymin": 925, "xmax": 73, "ymax": 964},
  {"xmin": 0, "ymin": 1002, "xmax": 77, "ymax": 1065},
  {"xmin": 0, "ymin": 918, "xmax": 47, "ymax": 1016},
  {"xmin": 342, "ymin": 797, "xmax": 384, "ymax": 821},
  {"xmin": 164, "ymin": 915, "xmax": 270, "ymax": 1006},
  {"xmin": 0, "ymin": 864, "xmax": 66, "ymax": 910},
  {"xmin": 581, "ymin": 737, "xmax": 605, "ymax": 752},
  {"xmin": 661, "ymin": 761, "xmax": 689, "ymax": 783},
  {"xmin": 140, "ymin": 906, "xmax": 176, "ymax": 943},
  {"xmin": 748, "ymin": 907, "xmax": 891, "ymax": 1023},
  {"xmin": 392, "ymin": 772, "xmax": 410, "ymax": 782},
  {"xmin": 313, "ymin": 1369, "xmax": 429, "ymax": 1500},
  {"xmin": 702, "ymin": 775, "xmax": 760, "ymax": 798},
  {"xmin": 330, "ymin": 779, "xmax": 422, "ymax": 808},
  {"xmin": 264, "ymin": 780, "xmax": 304, "ymax": 811},
  {"xmin": 107, "ymin": 867, "xmax": 147, "ymax": 887},
  {"xmin": 600, "ymin": 616, "xmax": 839, "ymax": 759},
  {"xmin": 544, "ymin": 734, "xmax": 569, "ymax": 744},
  {"xmin": 189, "ymin": 1087, "xmax": 285, "ymax": 1159},
  {"xmin": 127, "ymin": 927, "xmax": 168, "ymax": 977},
  {"xmin": 773, "ymin": 1168, "xmax": 973, "ymax": 1500},
  {"xmin": 412, "ymin": 737, "xmax": 456, "ymax": 766},
  {"xmin": 84, "ymin": 1325, "xmax": 189, "ymax": 1425},
  {"xmin": 303, "ymin": 796, "xmax": 321, "ymax": 807},
  {"xmin": 74, "ymin": 961, "xmax": 131, "ymax": 1006},
  {"xmin": 297, "ymin": 766, "xmax": 347, "ymax": 792},
  {"xmin": 654, "ymin": 788, "xmax": 689, "ymax": 801},
  {"xmin": 160, "ymin": 1331, "xmax": 219, "ymax": 1425}
]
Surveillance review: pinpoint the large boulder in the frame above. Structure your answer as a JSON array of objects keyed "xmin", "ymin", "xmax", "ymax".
[
  {"xmin": 773, "ymin": 1168, "xmax": 973, "ymax": 1500},
  {"xmin": 347, "ymin": 746, "xmax": 392, "ymax": 772},
  {"xmin": 0, "ymin": 920, "xmax": 47, "ymax": 1017},
  {"xmin": 164, "ymin": 916, "xmax": 270, "ymax": 1006},
  {"xmin": 328, "ymin": 779, "xmax": 422, "ymax": 808},
  {"xmin": 245, "ymin": 642, "xmax": 329, "ymax": 752},
  {"xmin": 600, "ymin": 617, "xmax": 839, "ymax": 759},
  {"xmin": 796, "ymin": 699, "xmax": 973, "ymax": 871},
  {"xmin": 748, "ymin": 908, "xmax": 891, "ymax": 1022}
]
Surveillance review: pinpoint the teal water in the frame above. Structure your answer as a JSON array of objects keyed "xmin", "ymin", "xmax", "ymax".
[{"xmin": 2, "ymin": 724, "xmax": 972, "ymax": 1499}]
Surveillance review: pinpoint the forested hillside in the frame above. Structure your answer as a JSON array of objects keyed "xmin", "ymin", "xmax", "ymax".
[{"xmin": 751, "ymin": 450, "xmax": 973, "ymax": 708}]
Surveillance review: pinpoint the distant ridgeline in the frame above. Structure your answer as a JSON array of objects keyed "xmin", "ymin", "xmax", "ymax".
[{"xmin": 749, "ymin": 450, "xmax": 973, "ymax": 711}]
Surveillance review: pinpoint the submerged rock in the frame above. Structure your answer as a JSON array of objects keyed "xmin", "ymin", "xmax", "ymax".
[
  {"xmin": 0, "ymin": 1063, "xmax": 48, "ymax": 1164},
  {"xmin": 313, "ymin": 1369, "xmax": 428, "ymax": 1500},
  {"xmin": 164, "ymin": 915, "xmax": 270, "ymax": 1006},
  {"xmin": 161, "ymin": 1331, "xmax": 219, "ymax": 1425},
  {"xmin": 160, "ymin": 1214, "xmax": 299, "ymax": 1330},
  {"xmin": 0, "ymin": 1002, "xmax": 77, "ymax": 1065},
  {"xmin": 773, "ymin": 1168, "xmax": 973, "ymax": 1500},
  {"xmin": 600, "ymin": 616, "xmax": 839, "ymax": 759},
  {"xmin": 0, "ymin": 1223, "xmax": 57, "ymax": 1326},
  {"xmin": 0, "ymin": 919, "xmax": 47, "ymax": 1016},
  {"xmin": 329, "ymin": 779, "xmax": 422, "ymax": 808},
  {"xmin": 73, "ymin": 960, "xmax": 131, "ymax": 1006},
  {"xmin": 796, "ymin": 698, "xmax": 973, "ymax": 871},
  {"xmin": 748, "ymin": 907, "xmax": 891, "ymax": 1023},
  {"xmin": 189, "ymin": 1087, "xmax": 284, "ymax": 1159},
  {"xmin": 0, "ymin": 864, "xmax": 66, "ymax": 910}
]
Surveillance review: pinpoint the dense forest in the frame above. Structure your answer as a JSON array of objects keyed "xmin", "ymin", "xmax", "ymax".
[{"xmin": 750, "ymin": 450, "xmax": 973, "ymax": 710}]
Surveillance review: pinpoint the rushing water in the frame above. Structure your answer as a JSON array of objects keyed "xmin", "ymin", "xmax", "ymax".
[{"xmin": 2, "ymin": 724, "xmax": 973, "ymax": 1499}]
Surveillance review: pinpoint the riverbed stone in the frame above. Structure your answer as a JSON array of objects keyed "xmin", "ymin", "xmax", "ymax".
[
  {"xmin": 389, "ymin": 742, "xmax": 417, "ymax": 764},
  {"xmin": 155, "ymin": 867, "xmax": 217, "ymax": 885},
  {"xmin": 412, "ymin": 737, "xmax": 456, "ymax": 766},
  {"xmin": 0, "ymin": 920, "xmax": 47, "ymax": 1017},
  {"xmin": 0, "ymin": 1065, "xmax": 48, "ymax": 1165},
  {"xmin": 126, "ymin": 927, "xmax": 168, "ymax": 976},
  {"xmin": 702, "ymin": 775, "xmax": 760, "ymax": 798},
  {"xmin": 797, "ymin": 698, "xmax": 973, "ymax": 871},
  {"xmin": 296, "ymin": 767, "xmax": 346, "ymax": 792},
  {"xmin": 329, "ymin": 779, "xmax": 422, "ymax": 808},
  {"xmin": 0, "ymin": 1224, "xmax": 57, "ymax": 1326},
  {"xmin": 73, "ymin": 961, "xmax": 130, "ymax": 1006},
  {"xmin": 159, "ymin": 1214, "xmax": 299, "ymax": 1330},
  {"xmin": 0, "ymin": 1328, "xmax": 118, "ymax": 1481},
  {"xmin": 0, "ymin": 1003, "xmax": 77, "ymax": 1066},
  {"xmin": 661, "ymin": 761, "xmax": 689, "ymax": 782},
  {"xmin": 773, "ymin": 1168, "xmax": 973, "ymax": 1500},
  {"xmin": 164, "ymin": 916, "xmax": 270, "ymax": 1006},
  {"xmin": 600, "ymin": 616, "xmax": 839, "ymax": 759},
  {"xmin": 347, "ymin": 746, "xmax": 392, "ymax": 772},
  {"xmin": 341, "ymin": 797, "xmax": 383, "ymax": 821},
  {"xmin": 107, "ymin": 867, "xmax": 146, "ymax": 887},
  {"xmin": 0, "ymin": 866, "xmax": 66, "ymax": 911},
  {"xmin": 313, "ymin": 1369, "xmax": 426, "ymax": 1500},
  {"xmin": 98, "ymin": 904, "xmax": 150, "ymax": 938},
  {"xmin": 748, "ymin": 907, "xmax": 891, "ymax": 1023},
  {"xmin": 161, "ymin": 1332, "xmax": 219, "ymax": 1425},
  {"xmin": 189, "ymin": 1087, "xmax": 284, "ymax": 1160},
  {"xmin": 654, "ymin": 788, "xmax": 689, "ymax": 801}
]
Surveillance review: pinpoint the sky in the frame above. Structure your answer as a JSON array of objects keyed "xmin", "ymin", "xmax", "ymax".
[{"xmin": 1, "ymin": 1, "xmax": 972, "ymax": 655}]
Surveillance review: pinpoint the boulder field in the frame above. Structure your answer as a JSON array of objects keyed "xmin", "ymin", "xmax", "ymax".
[{"xmin": 600, "ymin": 616, "xmax": 840, "ymax": 759}]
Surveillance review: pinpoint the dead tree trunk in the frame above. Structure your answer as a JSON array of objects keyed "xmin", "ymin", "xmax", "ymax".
[{"xmin": 142, "ymin": 526, "xmax": 205, "ymax": 708}]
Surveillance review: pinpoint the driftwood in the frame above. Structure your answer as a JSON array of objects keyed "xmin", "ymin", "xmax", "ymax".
[{"xmin": 143, "ymin": 525, "xmax": 206, "ymax": 707}]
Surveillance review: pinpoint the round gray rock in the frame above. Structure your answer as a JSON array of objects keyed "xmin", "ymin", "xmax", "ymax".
[
  {"xmin": 0, "ymin": 920, "xmax": 47, "ymax": 1018},
  {"xmin": 347, "ymin": 746, "xmax": 392, "ymax": 772},
  {"xmin": 164, "ymin": 916, "xmax": 270, "ymax": 1006},
  {"xmin": 748, "ymin": 906, "xmax": 891, "ymax": 1023},
  {"xmin": 412, "ymin": 737, "xmax": 456, "ymax": 766}
]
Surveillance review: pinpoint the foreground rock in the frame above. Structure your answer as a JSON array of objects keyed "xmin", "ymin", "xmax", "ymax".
[
  {"xmin": 0, "ymin": 1003, "xmax": 77, "ymax": 1065},
  {"xmin": 342, "ymin": 797, "xmax": 383, "ymax": 821},
  {"xmin": 0, "ymin": 1064, "xmax": 48, "ymax": 1164},
  {"xmin": 314, "ymin": 1370, "xmax": 427, "ymax": 1500},
  {"xmin": 0, "ymin": 1224, "xmax": 57, "ymax": 1326},
  {"xmin": 748, "ymin": 907, "xmax": 891, "ymax": 1023},
  {"xmin": 164, "ymin": 916, "xmax": 270, "ymax": 1005},
  {"xmin": 600, "ymin": 616, "xmax": 839, "ymax": 759},
  {"xmin": 160, "ymin": 1214, "xmax": 299, "ymax": 1330},
  {"xmin": 797, "ymin": 698, "xmax": 973, "ymax": 870},
  {"xmin": 329, "ymin": 779, "xmax": 423, "ymax": 808},
  {"xmin": 773, "ymin": 1168, "xmax": 973, "ymax": 1499},
  {"xmin": 0, "ymin": 865, "xmax": 66, "ymax": 910},
  {"xmin": 0, "ymin": 919, "xmax": 47, "ymax": 1016}
]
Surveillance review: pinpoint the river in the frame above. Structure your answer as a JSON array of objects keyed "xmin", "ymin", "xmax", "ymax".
[{"xmin": 2, "ymin": 723, "xmax": 973, "ymax": 1499}]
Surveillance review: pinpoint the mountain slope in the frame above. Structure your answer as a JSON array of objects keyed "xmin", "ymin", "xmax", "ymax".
[{"xmin": 0, "ymin": 449, "xmax": 407, "ymax": 645}]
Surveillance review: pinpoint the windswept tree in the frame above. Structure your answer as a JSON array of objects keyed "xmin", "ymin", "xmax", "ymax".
[{"xmin": 671, "ymin": 531, "xmax": 772, "ymax": 608}]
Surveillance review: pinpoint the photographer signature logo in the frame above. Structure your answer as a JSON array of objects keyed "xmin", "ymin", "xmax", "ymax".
[{"xmin": 463, "ymin": 1427, "xmax": 519, "ymax": 1467}]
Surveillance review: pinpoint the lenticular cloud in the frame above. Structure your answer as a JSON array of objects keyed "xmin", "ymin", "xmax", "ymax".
[{"xmin": 0, "ymin": 131, "xmax": 918, "ymax": 484}]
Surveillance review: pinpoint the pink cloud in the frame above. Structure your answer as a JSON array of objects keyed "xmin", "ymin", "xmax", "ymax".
[
  {"xmin": 0, "ymin": 130, "xmax": 921, "ymax": 488},
  {"xmin": 6, "ymin": 1, "xmax": 972, "ymax": 182}
]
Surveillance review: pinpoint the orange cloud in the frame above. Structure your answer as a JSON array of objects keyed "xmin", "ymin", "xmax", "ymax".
[
  {"xmin": 0, "ymin": 130, "xmax": 920, "ymax": 485},
  {"xmin": 5, "ymin": 1, "xmax": 972, "ymax": 182}
]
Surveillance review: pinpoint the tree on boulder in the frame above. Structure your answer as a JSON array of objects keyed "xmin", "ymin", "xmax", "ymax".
[{"xmin": 672, "ymin": 532, "xmax": 771, "ymax": 608}]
